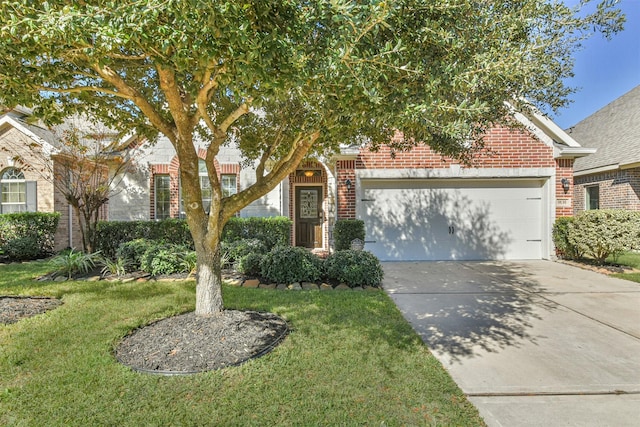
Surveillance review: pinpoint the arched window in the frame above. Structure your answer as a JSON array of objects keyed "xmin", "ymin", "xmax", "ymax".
[{"xmin": 1, "ymin": 167, "xmax": 27, "ymax": 213}]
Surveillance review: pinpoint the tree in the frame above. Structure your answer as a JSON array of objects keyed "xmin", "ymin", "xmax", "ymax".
[
  {"xmin": 0, "ymin": 1, "xmax": 623, "ymax": 315},
  {"xmin": 51, "ymin": 119, "xmax": 139, "ymax": 254},
  {"xmin": 2, "ymin": 114, "xmax": 139, "ymax": 253}
]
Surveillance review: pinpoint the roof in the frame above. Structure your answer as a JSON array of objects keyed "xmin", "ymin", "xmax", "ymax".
[{"xmin": 568, "ymin": 85, "xmax": 640, "ymax": 174}]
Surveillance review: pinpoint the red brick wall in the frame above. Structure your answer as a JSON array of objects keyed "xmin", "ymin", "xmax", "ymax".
[
  {"xmin": 337, "ymin": 125, "xmax": 565, "ymax": 219},
  {"xmin": 574, "ymin": 168, "xmax": 640, "ymax": 213},
  {"xmin": 555, "ymin": 158, "xmax": 575, "ymax": 217}
]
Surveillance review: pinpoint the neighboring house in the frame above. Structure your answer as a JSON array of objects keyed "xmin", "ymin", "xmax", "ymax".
[
  {"xmin": 2, "ymin": 106, "xmax": 593, "ymax": 261},
  {"xmin": 567, "ymin": 85, "xmax": 640, "ymax": 213}
]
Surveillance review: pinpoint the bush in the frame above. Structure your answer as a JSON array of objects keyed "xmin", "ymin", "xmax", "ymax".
[
  {"xmin": 221, "ymin": 238, "xmax": 268, "ymax": 263},
  {"xmin": 49, "ymin": 249, "xmax": 101, "ymax": 279},
  {"xmin": 95, "ymin": 219, "xmax": 192, "ymax": 259},
  {"xmin": 237, "ymin": 252, "xmax": 264, "ymax": 277},
  {"xmin": 3, "ymin": 236, "xmax": 42, "ymax": 261},
  {"xmin": 140, "ymin": 243, "xmax": 194, "ymax": 276},
  {"xmin": 0, "ymin": 212, "xmax": 60, "ymax": 260},
  {"xmin": 333, "ymin": 219, "xmax": 365, "ymax": 251},
  {"xmin": 552, "ymin": 217, "xmax": 582, "ymax": 260},
  {"xmin": 116, "ymin": 238, "xmax": 156, "ymax": 271},
  {"xmin": 260, "ymin": 246, "xmax": 323, "ymax": 284},
  {"xmin": 567, "ymin": 209, "xmax": 640, "ymax": 264},
  {"xmin": 222, "ymin": 216, "xmax": 292, "ymax": 249},
  {"xmin": 325, "ymin": 250, "xmax": 384, "ymax": 287}
]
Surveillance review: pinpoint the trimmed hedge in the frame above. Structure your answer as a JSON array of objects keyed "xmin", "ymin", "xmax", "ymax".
[
  {"xmin": 325, "ymin": 250, "xmax": 384, "ymax": 287},
  {"xmin": 0, "ymin": 212, "xmax": 60, "ymax": 260},
  {"xmin": 221, "ymin": 216, "xmax": 292, "ymax": 250},
  {"xmin": 260, "ymin": 246, "xmax": 323, "ymax": 284},
  {"xmin": 96, "ymin": 216, "xmax": 291, "ymax": 260},
  {"xmin": 552, "ymin": 216, "xmax": 582, "ymax": 260},
  {"xmin": 567, "ymin": 209, "xmax": 640, "ymax": 264},
  {"xmin": 333, "ymin": 219, "xmax": 365, "ymax": 251},
  {"xmin": 95, "ymin": 219, "xmax": 192, "ymax": 259}
]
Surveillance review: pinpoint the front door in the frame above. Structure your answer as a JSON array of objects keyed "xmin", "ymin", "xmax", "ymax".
[{"xmin": 295, "ymin": 186, "xmax": 323, "ymax": 248}]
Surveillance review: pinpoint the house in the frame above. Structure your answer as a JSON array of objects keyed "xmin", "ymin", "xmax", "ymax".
[
  {"xmin": 2, "ymin": 106, "xmax": 593, "ymax": 261},
  {"xmin": 566, "ymin": 85, "xmax": 640, "ymax": 213}
]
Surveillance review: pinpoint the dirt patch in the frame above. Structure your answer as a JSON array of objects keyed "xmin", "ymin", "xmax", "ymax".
[
  {"xmin": 0, "ymin": 296, "xmax": 63, "ymax": 324},
  {"xmin": 115, "ymin": 310, "xmax": 288, "ymax": 374}
]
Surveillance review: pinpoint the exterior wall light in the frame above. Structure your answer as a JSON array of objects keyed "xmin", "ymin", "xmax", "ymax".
[
  {"xmin": 561, "ymin": 177, "xmax": 570, "ymax": 194},
  {"xmin": 345, "ymin": 179, "xmax": 352, "ymax": 191}
]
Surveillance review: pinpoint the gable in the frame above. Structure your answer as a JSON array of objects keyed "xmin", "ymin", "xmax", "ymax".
[{"xmin": 568, "ymin": 85, "xmax": 640, "ymax": 173}]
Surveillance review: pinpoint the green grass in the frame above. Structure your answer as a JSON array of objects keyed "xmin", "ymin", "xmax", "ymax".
[
  {"xmin": 1, "ymin": 261, "xmax": 484, "ymax": 426},
  {"xmin": 608, "ymin": 251, "xmax": 640, "ymax": 283}
]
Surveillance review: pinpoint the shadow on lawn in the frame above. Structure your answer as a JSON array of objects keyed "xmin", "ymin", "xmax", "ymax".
[{"xmin": 383, "ymin": 261, "xmax": 555, "ymax": 363}]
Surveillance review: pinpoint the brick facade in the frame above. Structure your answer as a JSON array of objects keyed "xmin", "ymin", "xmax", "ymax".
[
  {"xmin": 336, "ymin": 126, "xmax": 571, "ymax": 220},
  {"xmin": 574, "ymin": 168, "xmax": 640, "ymax": 213}
]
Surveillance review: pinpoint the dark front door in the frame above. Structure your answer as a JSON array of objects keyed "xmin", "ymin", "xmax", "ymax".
[{"xmin": 295, "ymin": 186, "xmax": 323, "ymax": 248}]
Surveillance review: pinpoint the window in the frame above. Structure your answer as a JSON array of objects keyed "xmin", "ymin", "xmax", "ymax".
[
  {"xmin": 1, "ymin": 167, "xmax": 29, "ymax": 213},
  {"xmin": 221, "ymin": 174, "xmax": 237, "ymax": 197},
  {"xmin": 154, "ymin": 175, "xmax": 171, "ymax": 220},
  {"xmin": 179, "ymin": 162, "xmax": 238, "ymax": 216},
  {"xmin": 586, "ymin": 185, "xmax": 599, "ymax": 210},
  {"xmin": 199, "ymin": 160, "xmax": 212, "ymax": 213}
]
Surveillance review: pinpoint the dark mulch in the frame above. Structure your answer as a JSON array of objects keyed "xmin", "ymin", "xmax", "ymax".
[
  {"xmin": 115, "ymin": 310, "xmax": 289, "ymax": 374},
  {"xmin": 0, "ymin": 296, "xmax": 63, "ymax": 324}
]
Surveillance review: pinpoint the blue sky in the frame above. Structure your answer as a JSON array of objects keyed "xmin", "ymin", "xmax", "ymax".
[{"xmin": 552, "ymin": 0, "xmax": 640, "ymax": 128}]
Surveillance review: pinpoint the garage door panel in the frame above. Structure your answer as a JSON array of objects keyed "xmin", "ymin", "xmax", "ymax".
[{"xmin": 360, "ymin": 180, "xmax": 543, "ymax": 261}]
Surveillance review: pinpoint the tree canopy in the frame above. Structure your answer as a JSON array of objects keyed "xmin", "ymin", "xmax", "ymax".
[{"xmin": 0, "ymin": 0, "xmax": 624, "ymax": 314}]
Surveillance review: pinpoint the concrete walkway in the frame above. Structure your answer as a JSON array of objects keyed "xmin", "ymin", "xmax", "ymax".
[{"xmin": 383, "ymin": 260, "xmax": 640, "ymax": 427}]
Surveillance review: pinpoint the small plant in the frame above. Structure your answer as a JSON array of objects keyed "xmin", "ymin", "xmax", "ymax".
[
  {"xmin": 219, "ymin": 250, "xmax": 231, "ymax": 270},
  {"xmin": 100, "ymin": 256, "xmax": 131, "ymax": 278},
  {"xmin": 50, "ymin": 249, "xmax": 101, "ymax": 279},
  {"xmin": 116, "ymin": 238, "xmax": 156, "ymax": 271},
  {"xmin": 179, "ymin": 250, "xmax": 198, "ymax": 276},
  {"xmin": 325, "ymin": 250, "xmax": 384, "ymax": 287}
]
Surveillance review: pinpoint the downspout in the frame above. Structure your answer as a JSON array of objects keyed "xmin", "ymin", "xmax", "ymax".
[{"xmin": 68, "ymin": 204, "xmax": 73, "ymax": 249}]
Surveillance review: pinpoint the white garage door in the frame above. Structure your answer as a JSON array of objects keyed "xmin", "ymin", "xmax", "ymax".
[{"xmin": 359, "ymin": 179, "xmax": 544, "ymax": 261}]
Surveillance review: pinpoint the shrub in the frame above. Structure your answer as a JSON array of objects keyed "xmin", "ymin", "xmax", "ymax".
[
  {"xmin": 95, "ymin": 219, "xmax": 192, "ymax": 259},
  {"xmin": 221, "ymin": 238, "xmax": 268, "ymax": 263},
  {"xmin": 2, "ymin": 236, "xmax": 42, "ymax": 261},
  {"xmin": 260, "ymin": 246, "xmax": 323, "ymax": 284},
  {"xmin": 567, "ymin": 209, "xmax": 640, "ymax": 264},
  {"xmin": 0, "ymin": 212, "xmax": 60, "ymax": 260},
  {"xmin": 237, "ymin": 252, "xmax": 264, "ymax": 277},
  {"xmin": 325, "ymin": 250, "xmax": 384, "ymax": 287},
  {"xmin": 552, "ymin": 217, "xmax": 582, "ymax": 260},
  {"xmin": 139, "ymin": 243, "xmax": 176, "ymax": 276},
  {"xmin": 179, "ymin": 250, "xmax": 198, "ymax": 275},
  {"xmin": 50, "ymin": 249, "xmax": 101, "ymax": 279},
  {"xmin": 116, "ymin": 238, "xmax": 156, "ymax": 271},
  {"xmin": 333, "ymin": 219, "xmax": 365, "ymax": 251},
  {"xmin": 100, "ymin": 256, "xmax": 131, "ymax": 277},
  {"xmin": 222, "ymin": 216, "xmax": 292, "ymax": 249}
]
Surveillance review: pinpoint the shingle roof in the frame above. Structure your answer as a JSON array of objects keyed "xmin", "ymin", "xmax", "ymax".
[{"xmin": 568, "ymin": 85, "xmax": 640, "ymax": 173}]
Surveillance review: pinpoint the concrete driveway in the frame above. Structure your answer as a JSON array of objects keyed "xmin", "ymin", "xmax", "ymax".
[{"xmin": 383, "ymin": 260, "xmax": 640, "ymax": 427}]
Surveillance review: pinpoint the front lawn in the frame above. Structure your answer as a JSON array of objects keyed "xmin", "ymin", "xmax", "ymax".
[
  {"xmin": 608, "ymin": 251, "xmax": 640, "ymax": 283},
  {"xmin": 0, "ymin": 261, "xmax": 484, "ymax": 426}
]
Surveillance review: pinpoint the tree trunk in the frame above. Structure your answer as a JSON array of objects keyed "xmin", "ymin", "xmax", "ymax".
[{"xmin": 194, "ymin": 234, "xmax": 224, "ymax": 316}]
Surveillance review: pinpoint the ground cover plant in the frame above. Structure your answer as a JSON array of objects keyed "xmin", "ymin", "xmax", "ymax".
[{"xmin": 0, "ymin": 261, "xmax": 484, "ymax": 426}]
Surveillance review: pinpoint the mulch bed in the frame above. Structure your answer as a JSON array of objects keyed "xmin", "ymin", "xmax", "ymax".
[
  {"xmin": 115, "ymin": 310, "xmax": 289, "ymax": 374},
  {"xmin": 0, "ymin": 296, "xmax": 63, "ymax": 324}
]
